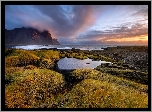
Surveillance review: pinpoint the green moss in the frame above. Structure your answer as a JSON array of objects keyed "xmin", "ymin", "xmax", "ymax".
[
  {"xmin": 95, "ymin": 67, "xmax": 148, "ymax": 85},
  {"xmin": 74, "ymin": 55, "xmax": 88, "ymax": 60},
  {"xmin": 31, "ymin": 50, "xmax": 60, "ymax": 61},
  {"xmin": 88, "ymin": 55, "xmax": 98, "ymax": 60},
  {"xmin": 17, "ymin": 51, "xmax": 39, "ymax": 66},
  {"xmin": 5, "ymin": 67, "xmax": 24, "ymax": 76},
  {"xmin": 5, "ymin": 56, "xmax": 20, "ymax": 67},
  {"xmin": 100, "ymin": 55, "xmax": 114, "ymax": 62},
  {"xmin": 4, "ymin": 48, "xmax": 148, "ymax": 108},
  {"xmin": 70, "ymin": 69, "xmax": 148, "ymax": 93},
  {"xmin": 24, "ymin": 65, "xmax": 37, "ymax": 70},
  {"xmin": 5, "ymin": 69, "xmax": 65, "ymax": 108},
  {"xmin": 60, "ymin": 53, "xmax": 66, "ymax": 58},
  {"xmin": 58, "ymin": 79, "xmax": 148, "ymax": 108},
  {"xmin": 38, "ymin": 59, "xmax": 55, "ymax": 69}
]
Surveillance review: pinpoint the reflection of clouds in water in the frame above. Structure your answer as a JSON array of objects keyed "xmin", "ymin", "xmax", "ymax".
[{"xmin": 57, "ymin": 57, "xmax": 111, "ymax": 70}]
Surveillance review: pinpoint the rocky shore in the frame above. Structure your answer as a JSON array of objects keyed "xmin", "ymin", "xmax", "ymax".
[
  {"xmin": 55, "ymin": 46, "xmax": 148, "ymax": 84},
  {"xmin": 5, "ymin": 46, "xmax": 148, "ymax": 108},
  {"xmin": 6, "ymin": 46, "xmax": 148, "ymax": 85},
  {"xmin": 55, "ymin": 46, "xmax": 148, "ymax": 71}
]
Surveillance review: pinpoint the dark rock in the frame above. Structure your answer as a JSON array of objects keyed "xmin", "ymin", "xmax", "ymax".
[
  {"xmin": 101, "ymin": 63, "xmax": 111, "ymax": 67},
  {"xmin": 72, "ymin": 48, "xmax": 75, "ymax": 50},
  {"xmin": 5, "ymin": 27, "xmax": 60, "ymax": 45}
]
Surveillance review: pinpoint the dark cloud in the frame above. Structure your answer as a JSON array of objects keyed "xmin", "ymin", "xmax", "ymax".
[
  {"xmin": 5, "ymin": 5, "xmax": 98, "ymax": 39},
  {"xmin": 33, "ymin": 5, "xmax": 70, "ymax": 31},
  {"xmin": 5, "ymin": 5, "xmax": 148, "ymax": 45}
]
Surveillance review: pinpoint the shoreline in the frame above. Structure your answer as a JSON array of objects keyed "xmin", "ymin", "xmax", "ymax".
[{"xmin": 4, "ymin": 46, "xmax": 149, "ymax": 108}]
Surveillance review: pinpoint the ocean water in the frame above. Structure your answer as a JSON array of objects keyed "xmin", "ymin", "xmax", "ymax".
[
  {"xmin": 7, "ymin": 45, "xmax": 118, "ymax": 50},
  {"xmin": 57, "ymin": 57, "xmax": 111, "ymax": 70}
]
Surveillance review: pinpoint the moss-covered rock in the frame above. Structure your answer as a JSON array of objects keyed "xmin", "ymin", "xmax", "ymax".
[
  {"xmin": 58, "ymin": 79, "xmax": 148, "ymax": 108},
  {"xmin": 5, "ymin": 69, "xmax": 65, "ymax": 108},
  {"xmin": 5, "ymin": 56, "xmax": 20, "ymax": 67},
  {"xmin": 70, "ymin": 69, "xmax": 101, "ymax": 82},
  {"xmin": 38, "ymin": 59, "xmax": 55, "ymax": 69},
  {"xmin": 95, "ymin": 67, "xmax": 148, "ymax": 85},
  {"xmin": 17, "ymin": 51, "xmax": 39, "ymax": 66},
  {"xmin": 70, "ymin": 69, "xmax": 148, "ymax": 93}
]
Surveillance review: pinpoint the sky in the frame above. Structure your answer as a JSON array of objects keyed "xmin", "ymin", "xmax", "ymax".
[{"xmin": 5, "ymin": 5, "xmax": 148, "ymax": 45}]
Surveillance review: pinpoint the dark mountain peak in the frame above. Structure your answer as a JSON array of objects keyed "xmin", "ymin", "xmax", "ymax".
[
  {"xmin": 41, "ymin": 30, "xmax": 51, "ymax": 38},
  {"xmin": 5, "ymin": 27, "xmax": 60, "ymax": 45},
  {"xmin": 42, "ymin": 30, "xmax": 49, "ymax": 33}
]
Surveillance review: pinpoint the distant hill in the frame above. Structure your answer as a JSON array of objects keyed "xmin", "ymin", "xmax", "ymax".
[{"xmin": 5, "ymin": 27, "xmax": 60, "ymax": 45}]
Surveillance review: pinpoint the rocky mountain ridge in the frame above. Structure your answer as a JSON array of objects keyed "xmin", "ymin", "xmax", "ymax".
[{"xmin": 5, "ymin": 27, "xmax": 60, "ymax": 45}]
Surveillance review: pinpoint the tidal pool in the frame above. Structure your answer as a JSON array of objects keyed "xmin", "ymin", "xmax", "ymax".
[{"xmin": 57, "ymin": 57, "xmax": 111, "ymax": 70}]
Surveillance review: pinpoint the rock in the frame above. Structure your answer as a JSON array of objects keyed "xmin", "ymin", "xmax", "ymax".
[
  {"xmin": 5, "ymin": 27, "xmax": 60, "ymax": 45},
  {"xmin": 101, "ymin": 63, "xmax": 111, "ymax": 67}
]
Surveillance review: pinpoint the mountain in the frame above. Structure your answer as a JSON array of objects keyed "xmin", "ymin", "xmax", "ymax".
[{"xmin": 5, "ymin": 27, "xmax": 60, "ymax": 45}]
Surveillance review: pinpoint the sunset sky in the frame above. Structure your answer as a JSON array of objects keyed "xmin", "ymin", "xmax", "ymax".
[{"xmin": 5, "ymin": 5, "xmax": 148, "ymax": 45}]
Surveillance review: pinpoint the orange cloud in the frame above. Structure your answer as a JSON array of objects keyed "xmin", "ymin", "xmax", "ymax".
[
  {"xmin": 69, "ymin": 6, "xmax": 97, "ymax": 39},
  {"xmin": 103, "ymin": 34, "xmax": 148, "ymax": 45}
]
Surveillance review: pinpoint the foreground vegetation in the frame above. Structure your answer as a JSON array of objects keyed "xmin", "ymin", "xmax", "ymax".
[{"xmin": 5, "ymin": 47, "xmax": 148, "ymax": 108}]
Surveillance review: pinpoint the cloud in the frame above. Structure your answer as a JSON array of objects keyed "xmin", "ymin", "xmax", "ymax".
[
  {"xmin": 5, "ymin": 5, "xmax": 148, "ymax": 45},
  {"xmin": 5, "ymin": 5, "xmax": 98, "ymax": 39},
  {"xmin": 76, "ymin": 22, "xmax": 148, "ymax": 44},
  {"xmin": 132, "ymin": 6, "xmax": 148, "ymax": 17}
]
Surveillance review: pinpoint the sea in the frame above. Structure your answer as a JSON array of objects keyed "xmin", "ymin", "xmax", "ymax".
[
  {"xmin": 5, "ymin": 44, "xmax": 121, "ymax": 50},
  {"xmin": 5, "ymin": 44, "xmax": 146, "ymax": 50}
]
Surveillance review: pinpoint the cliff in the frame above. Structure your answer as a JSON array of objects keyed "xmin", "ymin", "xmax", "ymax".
[{"xmin": 5, "ymin": 27, "xmax": 60, "ymax": 45}]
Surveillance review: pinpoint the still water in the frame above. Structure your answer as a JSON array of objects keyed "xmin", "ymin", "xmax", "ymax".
[{"xmin": 57, "ymin": 57, "xmax": 111, "ymax": 70}]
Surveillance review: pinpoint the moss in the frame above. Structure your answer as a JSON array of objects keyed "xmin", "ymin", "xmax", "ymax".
[
  {"xmin": 74, "ymin": 55, "xmax": 88, "ymax": 60},
  {"xmin": 71, "ymin": 69, "xmax": 101, "ymax": 81},
  {"xmin": 17, "ymin": 51, "xmax": 39, "ymax": 66},
  {"xmin": 88, "ymin": 55, "xmax": 98, "ymax": 60},
  {"xmin": 5, "ymin": 73, "xmax": 18, "ymax": 85},
  {"xmin": 38, "ymin": 59, "xmax": 55, "ymax": 69},
  {"xmin": 24, "ymin": 65, "xmax": 37, "ymax": 70},
  {"xmin": 4, "ymin": 48, "xmax": 148, "ymax": 108},
  {"xmin": 5, "ymin": 49, "xmax": 13, "ymax": 57},
  {"xmin": 5, "ymin": 49, "xmax": 60, "ymax": 67},
  {"xmin": 100, "ymin": 55, "xmax": 114, "ymax": 62},
  {"xmin": 116, "ymin": 61, "xmax": 124, "ymax": 66},
  {"xmin": 31, "ymin": 50, "xmax": 60, "ymax": 61},
  {"xmin": 60, "ymin": 53, "xmax": 66, "ymax": 58},
  {"xmin": 70, "ymin": 69, "xmax": 148, "ymax": 93},
  {"xmin": 5, "ymin": 56, "xmax": 20, "ymax": 67},
  {"xmin": 58, "ymin": 79, "xmax": 148, "ymax": 108},
  {"xmin": 5, "ymin": 69, "xmax": 65, "ymax": 108},
  {"xmin": 95, "ymin": 67, "xmax": 148, "ymax": 85},
  {"xmin": 5, "ymin": 67, "xmax": 24, "ymax": 76}
]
